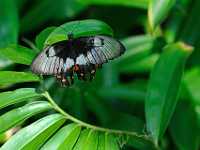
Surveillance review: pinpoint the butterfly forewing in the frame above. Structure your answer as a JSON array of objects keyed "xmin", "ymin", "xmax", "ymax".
[{"xmin": 31, "ymin": 35, "xmax": 125, "ymax": 75}]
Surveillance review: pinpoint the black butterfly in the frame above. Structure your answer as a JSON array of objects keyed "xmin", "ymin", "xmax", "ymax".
[{"xmin": 31, "ymin": 33, "xmax": 125, "ymax": 86}]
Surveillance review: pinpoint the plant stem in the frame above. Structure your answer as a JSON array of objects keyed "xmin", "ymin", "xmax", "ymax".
[{"xmin": 43, "ymin": 91, "xmax": 156, "ymax": 147}]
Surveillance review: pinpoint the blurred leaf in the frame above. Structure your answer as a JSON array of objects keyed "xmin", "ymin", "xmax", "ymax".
[
  {"xmin": 178, "ymin": 0, "xmax": 200, "ymax": 66},
  {"xmin": 98, "ymin": 84, "xmax": 146, "ymax": 102},
  {"xmin": 178, "ymin": 0, "xmax": 200, "ymax": 45},
  {"xmin": 45, "ymin": 19, "xmax": 113, "ymax": 45},
  {"xmin": 21, "ymin": 0, "xmax": 86, "ymax": 33},
  {"xmin": 0, "ymin": 45, "xmax": 37, "ymax": 65},
  {"xmin": 0, "ymin": 101, "xmax": 52, "ymax": 134},
  {"xmin": 170, "ymin": 102, "xmax": 199, "ymax": 150},
  {"xmin": 41, "ymin": 123, "xmax": 81, "ymax": 150},
  {"xmin": 164, "ymin": 0, "xmax": 190, "ymax": 43},
  {"xmin": 183, "ymin": 68, "xmax": 200, "ymax": 105},
  {"xmin": 0, "ymin": 132, "xmax": 6, "ymax": 143},
  {"xmin": 1, "ymin": 114, "xmax": 66, "ymax": 150},
  {"xmin": 106, "ymin": 113, "xmax": 145, "ymax": 134},
  {"xmin": 0, "ymin": 0, "xmax": 18, "ymax": 48},
  {"xmin": 145, "ymin": 42, "xmax": 193, "ymax": 144},
  {"xmin": 77, "ymin": 0, "xmax": 148, "ymax": 9},
  {"xmin": 0, "ymin": 71, "xmax": 40, "ymax": 87},
  {"xmin": 84, "ymin": 92, "xmax": 112, "ymax": 125},
  {"xmin": 116, "ymin": 35, "xmax": 154, "ymax": 66},
  {"xmin": 0, "ymin": 88, "xmax": 41, "ymax": 109},
  {"xmin": 148, "ymin": 0, "xmax": 175, "ymax": 30},
  {"xmin": 127, "ymin": 135, "xmax": 156, "ymax": 150},
  {"xmin": 35, "ymin": 26, "xmax": 56, "ymax": 50},
  {"xmin": 119, "ymin": 54, "xmax": 159, "ymax": 73}
]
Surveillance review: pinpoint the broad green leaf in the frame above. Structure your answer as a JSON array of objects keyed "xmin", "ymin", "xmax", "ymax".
[
  {"xmin": 0, "ymin": 88, "xmax": 41, "ymax": 109},
  {"xmin": 77, "ymin": 0, "xmax": 148, "ymax": 9},
  {"xmin": 0, "ymin": 101, "xmax": 52, "ymax": 134},
  {"xmin": 170, "ymin": 102, "xmax": 199, "ymax": 150},
  {"xmin": 45, "ymin": 19, "xmax": 113, "ymax": 45},
  {"xmin": 41, "ymin": 123, "xmax": 81, "ymax": 150},
  {"xmin": 1, "ymin": 114, "xmax": 66, "ymax": 150},
  {"xmin": 105, "ymin": 133, "xmax": 120, "ymax": 150},
  {"xmin": 73, "ymin": 129, "xmax": 90, "ymax": 150},
  {"xmin": 73, "ymin": 129, "xmax": 99, "ymax": 150},
  {"xmin": 0, "ymin": 0, "xmax": 18, "ymax": 48},
  {"xmin": 0, "ymin": 71, "xmax": 40, "ymax": 87},
  {"xmin": 0, "ymin": 45, "xmax": 37, "ymax": 65},
  {"xmin": 148, "ymin": 0, "xmax": 175, "ymax": 31},
  {"xmin": 145, "ymin": 42, "xmax": 193, "ymax": 144},
  {"xmin": 21, "ymin": 0, "xmax": 86, "ymax": 33},
  {"xmin": 183, "ymin": 68, "xmax": 200, "ymax": 105},
  {"xmin": 35, "ymin": 26, "xmax": 56, "ymax": 50},
  {"xmin": 83, "ymin": 130, "xmax": 99, "ymax": 150}
]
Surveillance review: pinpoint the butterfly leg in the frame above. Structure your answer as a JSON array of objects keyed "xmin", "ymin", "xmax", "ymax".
[
  {"xmin": 66, "ymin": 68, "xmax": 74, "ymax": 85},
  {"xmin": 61, "ymin": 74, "xmax": 70, "ymax": 87},
  {"xmin": 55, "ymin": 71, "xmax": 70, "ymax": 87},
  {"xmin": 89, "ymin": 64, "xmax": 96, "ymax": 81}
]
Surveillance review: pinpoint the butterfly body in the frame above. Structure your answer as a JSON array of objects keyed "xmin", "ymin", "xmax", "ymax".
[{"xmin": 31, "ymin": 34, "xmax": 125, "ymax": 86}]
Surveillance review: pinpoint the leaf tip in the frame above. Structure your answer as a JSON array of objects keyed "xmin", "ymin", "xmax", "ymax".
[{"xmin": 177, "ymin": 42, "xmax": 194, "ymax": 53}]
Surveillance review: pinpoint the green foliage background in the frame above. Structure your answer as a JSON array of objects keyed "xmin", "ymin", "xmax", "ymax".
[{"xmin": 0, "ymin": 0, "xmax": 199, "ymax": 150}]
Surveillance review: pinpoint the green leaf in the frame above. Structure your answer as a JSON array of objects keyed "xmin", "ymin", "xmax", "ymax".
[
  {"xmin": 84, "ymin": 130, "xmax": 99, "ymax": 150},
  {"xmin": 0, "ymin": 88, "xmax": 41, "ymax": 109},
  {"xmin": 73, "ymin": 129, "xmax": 90, "ymax": 150},
  {"xmin": 116, "ymin": 35, "xmax": 154, "ymax": 66},
  {"xmin": 21, "ymin": 0, "xmax": 86, "ymax": 33},
  {"xmin": 97, "ymin": 133, "xmax": 105, "ymax": 150},
  {"xmin": 45, "ymin": 19, "xmax": 113, "ymax": 45},
  {"xmin": 73, "ymin": 129, "xmax": 99, "ymax": 150},
  {"xmin": 0, "ymin": 71, "xmax": 40, "ymax": 87},
  {"xmin": 77, "ymin": 0, "xmax": 148, "ymax": 9},
  {"xmin": 35, "ymin": 26, "xmax": 56, "ymax": 50},
  {"xmin": 178, "ymin": 0, "xmax": 200, "ymax": 45},
  {"xmin": 119, "ymin": 54, "xmax": 159, "ymax": 73},
  {"xmin": 0, "ymin": 0, "xmax": 18, "ymax": 48},
  {"xmin": 145, "ymin": 42, "xmax": 193, "ymax": 144},
  {"xmin": 148, "ymin": 0, "xmax": 175, "ymax": 30},
  {"xmin": 183, "ymin": 68, "xmax": 200, "ymax": 105},
  {"xmin": 41, "ymin": 123, "xmax": 81, "ymax": 150},
  {"xmin": 97, "ymin": 84, "xmax": 146, "ymax": 102},
  {"xmin": 105, "ymin": 133, "xmax": 120, "ymax": 150},
  {"xmin": 170, "ymin": 102, "xmax": 199, "ymax": 150},
  {"xmin": 0, "ymin": 53, "xmax": 13, "ymax": 69},
  {"xmin": 1, "ymin": 114, "xmax": 66, "ymax": 150},
  {"xmin": 0, "ymin": 45, "xmax": 37, "ymax": 65},
  {"xmin": 0, "ymin": 101, "xmax": 52, "ymax": 134},
  {"xmin": 106, "ymin": 113, "xmax": 145, "ymax": 134}
]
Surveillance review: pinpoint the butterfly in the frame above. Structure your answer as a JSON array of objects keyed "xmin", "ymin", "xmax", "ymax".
[{"xmin": 31, "ymin": 33, "xmax": 125, "ymax": 86}]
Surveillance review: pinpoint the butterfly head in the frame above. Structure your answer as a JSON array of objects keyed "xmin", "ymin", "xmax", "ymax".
[{"xmin": 67, "ymin": 32, "xmax": 74, "ymax": 40}]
